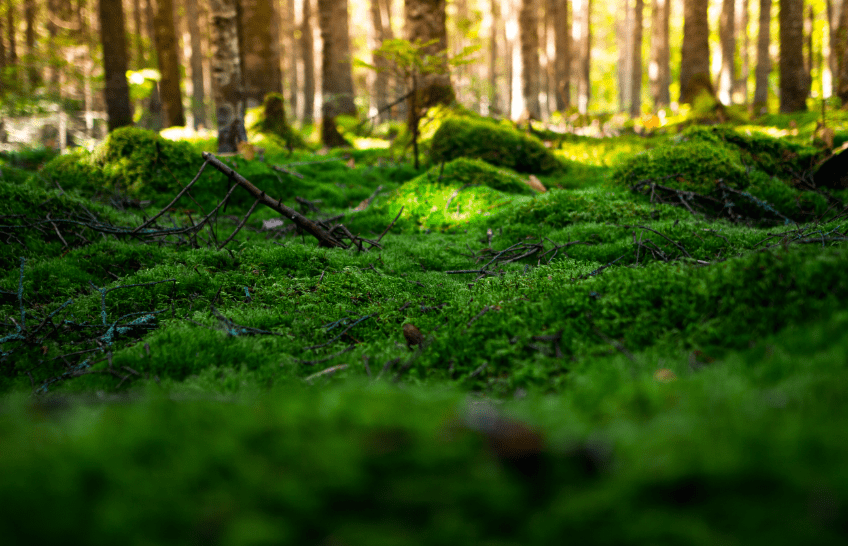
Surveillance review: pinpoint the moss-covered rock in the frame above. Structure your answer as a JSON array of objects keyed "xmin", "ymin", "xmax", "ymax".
[{"xmin": 429, "ymin": 117, "xmax": 560, "ymax": 174}]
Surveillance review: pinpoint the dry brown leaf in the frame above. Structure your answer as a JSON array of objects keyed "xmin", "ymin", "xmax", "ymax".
[
  {"xmin": 237, "ymin": 141, "xmax": 255, "ymax": 161},
  {"xmin": 526, "ymin": 175, "xmax": 547, "ymax": 193}
]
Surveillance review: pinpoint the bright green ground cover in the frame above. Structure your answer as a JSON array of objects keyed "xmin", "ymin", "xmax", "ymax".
[{"xmin": 1, "ymin": 120, "xmax": 847, "ymax": 544}]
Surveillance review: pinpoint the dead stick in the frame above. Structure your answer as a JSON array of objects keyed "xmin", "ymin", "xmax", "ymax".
[{"xmin": 202, "ymin": 152, "xmax": 346, "ymax": 248}]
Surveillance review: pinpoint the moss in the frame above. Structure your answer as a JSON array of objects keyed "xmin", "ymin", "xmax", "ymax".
[
  {"xmin": 429, "ymin": 117, "xmax": 560, "ymax": 174},
  {"xmin": 249, "ymin": 93, "xmax": 307, "ymax": 150}
]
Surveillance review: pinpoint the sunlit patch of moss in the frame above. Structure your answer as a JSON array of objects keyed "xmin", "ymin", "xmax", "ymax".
[
  {"xmin": 346, "ymin": 158, "xmax": 534, "ymax": 233},
  {"xmin": 429, "ymin": 117, "xmax": 561, "ymax": 174}
]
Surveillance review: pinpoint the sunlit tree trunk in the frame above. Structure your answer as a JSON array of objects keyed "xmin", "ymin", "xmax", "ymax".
[
  {"xmin": 548, "ymin": 0, "xmax": 569, "ymax": 111},
  {"xmin": 680, "ymin": 0, "xmax": 713, "ymax": 104},
  {"xmin": 649, "ymin": 0, "xmax": 670, "ymax": 108},
  {"xmin": 519, "ymin": 0, "xmax": 541, "ymax": 118},
  {"xmin": 489, "ymin": 0, "xmax": 501, "ymax": 115},
  {"xmin": 186, "ymin": 0, "xmax": 208, "ymax": 129},
  {"xmin": 301, "ymin": 0, "xmax": 315, "ymax": 122},
  {"xmin": 240, "ymin": 0, "xmax": 283, "ymax": 108},
  {"xmin": 753, "ymin": 0, "xmax": 771, "ymax": 112},
  {"xmin": 317, "ymin": 0, "xmax": 355, "ymax": 147},
  {"xmin": 99, "ymin": 0, "xmax": 133, "ymax": 131},
  {"xmin": 286, "ymin": 0, "xmax": 299, "ymax": 118},
  {"xmin": 718, "ymin": 0, "xmax": 735, "ymax": 104},
  {"xmin": 617, "ymin": 1, "xmax": 632, "ymax": 112},
  {"xmin": 733, "ymin": 0, "xmax": 749, "ymax": 104},
  {"xmin": 143, "ymin": 0, "xmax": 163, "ymax": 129},
  {"xmin": 131, "ymin": 0, "xmax": 145, "ymax": 69},
  {"xmin": 6, "ymin": 0, "xmax": 16, "ymax": 73},
  {"xmin": 834, "ymin": 0, "xmax": 848, "ymax": 105},
  {"xmin": 573, "ymin": 0, "xmax": 591, "ymax": 114},
  {"xmin": 779, "ymin": 0, "xmax": 809, "ymax": 112},
  {"xmin": 404, "ymin": 0, "xmax": 454, "ymax": 108},
  {"xmin": 152, "ymin": 0, "xmax": 186, "ymax": 127},
  {"xmin": 209, "ymin": 0, "xmax": 246, "ymax": 153},
  {"xmin": 370, "ymin": 0, "xmax": 391, "ymax": 121},
  {"xmin": 630, "ymin": 0, "xmax": 643, "ymax": 116},
  {"xmin": 0, "ymin": 4, "xmax": 6, "ymax": 82}
]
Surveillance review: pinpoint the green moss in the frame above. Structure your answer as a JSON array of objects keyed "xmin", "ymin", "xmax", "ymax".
[{"xmin": 429, "ymin": 117, "xmax": 560, "ymax": 174}]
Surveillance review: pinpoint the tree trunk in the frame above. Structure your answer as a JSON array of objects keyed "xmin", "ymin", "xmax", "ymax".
[
  {"xmin": 301, "ymin": 0, "xmax": 315, "ymax": 123},
  {"xmin": 152, "ymin": 0, "xmax": 186, "ymax": 128},
  {"xmin": 519, "ymin": 0, "xmax": 541, "ymax": 119},
  {"xmin": 733, "ymin": 0, "xmax": 749, "ymax": 103},
  {"xmin": 0, "ymin": 4, "xmax": 6, "ymax": 79},
  {"xmin": 549, "ymin": 0, "xmax": 569, "ymax": 111},
  {"xmin": 24, "ymin": 0, "xmax": 38, "ymax": 90},
  {"xmin": 779, "ymin": 0, "xmax": 809, "ymax": 112},
  {"xmin": 317, "ymin": 0, "xmax": 355, "ymax": 147},
  {"xmin": 753, "ymin": 0, "xmax": 771, "ymax": 112},
  {"xmin": 573, "ymin": 0, "xmax": 591, "ymax": 114},
  {"xmin": 143, "ymin": 0, "xmax": 163, "ymax": 130},
  {"xmin": 6, "ymin": 0, "xmax": 16, "ymax": 71},
  {"xmin": 186, "ymin": 0, "xmax": 208, "ymax": 129},
  {"xmin": 404, "ymin": 0, "xmax": 454, "ymax": 109},
  {"xmin": 370, "ymin": 0, "xmax": 391, "ymax": 121},
  {"xmin": 718, "ymin": 0, "xmax": 735, "ymax": 104},
  {"xmin": 240, "ymin": 0, "xmax": 283, "ymax": 108},
  {"xmin": 680, "ymin": 0, "xmax": 713, "ymax": 104},
  {"xmin": 99, "ymin": 0, "xmax": 133, "ymax": 131},
  {"xmin": 132, "ymin": 0, "xmax": 145, "ymax": 68},
  {"xmin": 286, "ymin": 0, "xmax": 299, "ymax": 118},
  {"xmin": 209, "ymin": 0, "xmax": 246, "ymax": 153},
  {"xmin": 835, "ymin": 0, "xmax": 848, "ymax": 105},
  {"xmin": 649, "ymin": 0, "xmax": 670, "ymax": 108},
  {"xmin": 630, "ymin": 0, "xmax": 643, "ymax": 117},
  {"xmin": 489, "ymin": 0, "xmax": 501, "ymax": 115}
]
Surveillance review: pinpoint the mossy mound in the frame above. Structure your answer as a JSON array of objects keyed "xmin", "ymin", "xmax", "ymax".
[
  {"xmin": 429, "ymin": 117, "xmax": 560, "ymax": 174},
  {"xmin": 249, "ymin": 93, "xmax": 307, "ymax": 150},
  {"xmin": 611, "ymin": 126, "xmax": 828, "ymax": 223},
  {"xmin": 39, "ymin": 127, "xmax": 229, "ymax": 209},
  {"xmin": 347, "ymin": 158, "xmax": 533, "ymax": 234}
]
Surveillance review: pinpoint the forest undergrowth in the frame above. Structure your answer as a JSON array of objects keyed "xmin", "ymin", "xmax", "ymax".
[{"xmin": 1, "ymin": 113, "xmax": 848, "ymax": 544}]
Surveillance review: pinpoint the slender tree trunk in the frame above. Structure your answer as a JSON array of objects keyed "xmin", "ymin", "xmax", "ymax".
[
  {"xmin": 209, "ymin": 0, "xmax": 246, "ymax": 153},
  {"xmin": 24, "ymin": 0, "xmax": 38, "ymax": 89},
  {"xmin": 286, "ymin": 0, "xmax": 298, "ymax": 118},
  {"xmin": 549, "ymin": 0, "xmax": 569, "ymax": 111},
  {"xmin": 404, "ymin": 0, "xmax": 454, "ymax": 109},
  {"xmin": 836, "ymin": 1, "xmax": 848, "ymax": 105},
  {"xmin": 779, "ymin": 0, "xmax": 809, "ymax": 112},
  {"xmin": 618, "ymin": 0, "xmax": 632, "ymax": 112},
  {"xmin": 519, "ymin": 0, "xmax": 541, "ymax": 118},
  {"xmin": 649, "ymin": 0, "xmax": 670, "ymax": 108},
  {"xmin": 370, "ymin": 0, "xmax": 390, "ymax": 121},
  {"xmin": 680, "ymin": 0, "xmax": 713, "ymax": 104},
  {"xmin": 719, "ymin": 0, "xmax": 735, "ymax": 104},
  {"xmin": 142, "ymin": 0, "xmax": 163, "ymax": 129},
  {"xmin": 733, "ymin": 0, "xmax": 749, "ymax": 103},
  {"xmin": 317, "ymin": 0, "xmax": 355, "ymax": 147},
  {"xmin": 240, "ymin": 0, "xmax": 283, "ymax": 108},
  {"xmin": 630, "ymin": 0, "xmax": 643, "ymax": 116},
  {"xmin": 186, "ymin": 0, "xmax": 207, "ymax": 129},
  {"xmin": 0, "ymin": 4, "xmax": 6, "ymax": 80},
  {"xmin": 573, "ymin": 0, "xmax": 591, "ymax": 114},
  {"xmin": 6, "ymin": 0, "xmax": 16, "ymax": 71},
  {"xmin": 152, "ymin": 0, "xmax": 186, "ymax": 127},
  {"xmin": 489, "ymin": 0, "xmax": 501, "ymax": 115},
  {"xmin": 132, "ymin": 0, "xmax": 145, "ymax": 68},
  {"xmin": 301, "ymin": 0, "xmax": 315, "ymax": 122},
  {"xmin": 753, "ymin": 0, "xmax": 771, "ymax": 112},
  {"xmin": 99, "ymin": 0, "xmax": 133, "ymax": 131}
]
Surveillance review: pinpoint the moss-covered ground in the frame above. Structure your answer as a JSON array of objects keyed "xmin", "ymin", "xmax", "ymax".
[{"xmin": 2, "ymin": 118, "xmax": 848, "ymax": 544}]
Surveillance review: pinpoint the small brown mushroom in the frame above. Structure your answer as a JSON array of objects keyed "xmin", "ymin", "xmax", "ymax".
[{"xmin": 402, "ymin": 323, "xmax": 424, "ymax": 350}]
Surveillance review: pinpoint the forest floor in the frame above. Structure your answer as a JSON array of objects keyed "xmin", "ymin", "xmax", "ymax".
[{"xmin": 1, "ymin": 110, "xmax": 848, "ymax": 544}]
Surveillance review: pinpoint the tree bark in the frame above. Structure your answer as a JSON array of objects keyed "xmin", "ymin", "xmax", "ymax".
[
  {"xmin": 99, "ymin": 0, "xmax": 134, "ymax": 131},
  {"xmin": 370, "ymin": 0, "xmax": 391, "ymax": 121},
  {"xmin": 718, "ymin": 0, "xmax": 735, "ymax": 104},
  {"xmin": 649, "ymin": 0, "xmax": 670, "ymax": 108},
  {"xmin": 779, "ymin": 0, "xmax": 809, "ymax": 112},
  {"xmin": 318, "ymin": 0, "xmax": 355, "ymax": 147},
  {"xmin": 753, "ymin": 0, "xmax": 771, "ymax": 112},
  {"xmin": 132, "ymin": 0, "xmax": 145, "ymax": 68},
  {"xmin": 630, "ymin": 0, "xmax": 643, "ymax": 116},
  {"xmin": 301, "ymin": 0, "xmax": 315, "ymax": 122},
  {"xmin": 240, "ymin": 0, "xmax": 283, "ymax": 108},
  {"xmin": 549, "ymin": 0, "xmax": 569, "ymax": 111},
  {"xmin": 489, "ymin": 0, "xmax": 501, "ymax": 115},
  {"xmin": 209, "ymin": 0, "xmax": 246, "ymax": 153},
  {"xmin": 6, "ymin": 0, "xmax": 16, "ymax": 70},
  {"xmin": 24, "ymin": 0, "xmax": 38, "ymax": 89},
  {"xmin": 680, "ymin": 0, "xmax": 713, "ymax": 104},
  {"xmin": 404, "ymin": 0, "xmax": 454, "ymax": 109},
  {"xmin": 834, "ymin": 0, "xmax": 848, "ymax": 105},
  {"xmin": 186, "ymin": 0, "xmax": 208, "ymax": 129},
  {"xmin": 573, "ymin": 0, "xmax": 591, "ymax": 114},
  {"xmin": 519, "ymin": 0, "xmax": 541, "ymax": 118},
  {"xmin": 152, "ymin": 0, "xmax": 186, "ymax": 128},
  {"xmin": 286, "ymin": 0, "xmax": 299, "ymax": 118},
  {"xmin": 0, "ymin": 4, "xmax": 6, "ymax": 78},
  {"xmin": 733, "ymin": 0, "xmax": 749, "ymax": 103}
]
